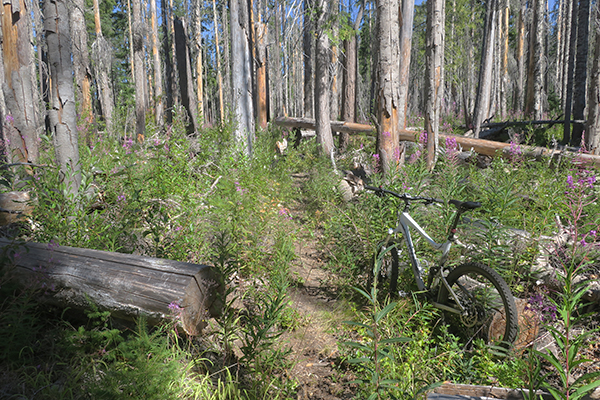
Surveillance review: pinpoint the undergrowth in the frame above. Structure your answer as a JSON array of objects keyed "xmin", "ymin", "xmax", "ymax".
[{"xmin": 0, "ymin": 113, "xmax": 598, "ymax": 399}]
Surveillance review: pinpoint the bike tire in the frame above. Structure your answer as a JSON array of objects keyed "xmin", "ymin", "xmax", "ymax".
[
  {"xmin": 436, "ymin": 262, "xmax": 518, "ymax": 347},
  {"xmin": 369, "ymin": 240, "xmax": 400, "ymax": 295}
]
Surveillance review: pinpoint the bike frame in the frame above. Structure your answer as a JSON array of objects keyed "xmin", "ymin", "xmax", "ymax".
[
  {"xmin": 381, "ymin": 208, "xmax": 467, "ymax": 315},
  {"xmin": 384, "ymin": 211, "xmax": 451, "ymax": 291}
]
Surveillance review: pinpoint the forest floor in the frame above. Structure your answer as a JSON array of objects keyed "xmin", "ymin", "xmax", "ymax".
[{"xmin": 276, "ymin": 176, "xmax": 359, "ymax": 400}]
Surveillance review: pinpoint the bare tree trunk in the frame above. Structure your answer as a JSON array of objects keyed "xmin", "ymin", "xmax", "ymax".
[
  {"xmin": 340, "ymin": 0, "xmax": 365, "ymax": 152},
  {"xmin": 91, "ymin": 0, "xmax": 114, "ymax": 134},
  {"xmin": 473, "ymin": 0, "xmax": 497, "ymax": 137},
  {"xmin": 45, "ymin": 0, "xmax": 81, "ymax": 197},
  {"xmin": 586, "ymin": 3, "xmax": 600, "ymax": 154},
  {"xmin": 329, "ymin": 0, "xmax": 339, "ymax": 121},
  {"xmin": 210, "ymin": 0, "xmax": 224, "ymax": 124},
  {"xmin": 1, "ymin": 0, "xmax": 40, "ymax": 165},
  {"xmin": 255, "ymin": 10, "xmax": 268, "ymax": 130},
  {"xmin": 376, "ymin": 0, "xmax": 400, "ymax": 176},
  {"xmin": 514, "ymin": 0, "xmax": 526, "ymax": 113},
  {"xmin": 230, "ymin": 0, "xmax": 254, "ymax": 155},
  {"xmin": 500, "ymin": 0, "xmax": 509, "ymax": 118},
  {"xmin": 563, "ymin": 0, "xmax": 579, "ymax": 145},
  {"xmin": 131, "ymin": 0, "xmax": 146, "ymax": 142},
  {"xmin": 174, "ymin": 18, "xmax": 199, "ymax": 135},
  {"xmin": 70, "ymin": 0, "xmax": 92, "ymax": 140},
  {"xmin": 398, "ymin": 0, "xmax": 415, "ymax": 131},
  {"xmin": 150, "ymin": 0, "xmax": 164, "ymax": 126},
  {"xmin": 424, "ymin": 0, "xmax": 445, "ymax": 169},
  {"xmin": 525, "ymin": 0, "xmax": 546, "ymax": 119},
  {"xmin": 271, "ymin": 3, "xmax": 283, "ymax": 118},
  {"xmin": 314, "ymin": 0, "xmax": 334, "ymax": 158},
  {"xmin": 303, "ymin": 0, "xmax": 314, "ymax": 118},
  {"xmin": 561, "ymin": 0, "xmax": 573, "ymax": 110},
  {"xmin": 571, "ymin": 0, "xmax": 590, "ymax": 146},
  {"xmin": 556, "ymin": 0, "xmax": 565, "ymax": 100}
]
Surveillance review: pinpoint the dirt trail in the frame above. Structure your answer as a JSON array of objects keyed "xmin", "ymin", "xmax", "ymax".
[{"xmin": 282, "ymin": 206, "xmax": 358, "ymax": 399}]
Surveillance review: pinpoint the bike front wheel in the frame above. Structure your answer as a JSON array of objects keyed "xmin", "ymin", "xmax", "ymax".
[{"xmin": 436, "ymin": 262, "xmax": 518, "ymax": 347}]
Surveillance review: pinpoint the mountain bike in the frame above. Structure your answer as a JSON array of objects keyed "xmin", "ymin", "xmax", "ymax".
[{"xmin": 364, "ymin": 185, "xmax": 518, "ymax": 346}]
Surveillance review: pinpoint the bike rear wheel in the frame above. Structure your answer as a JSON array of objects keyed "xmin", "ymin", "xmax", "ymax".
[{"xmin": 436, "ymin": 262, "xmax": 518, "ymax": 347}]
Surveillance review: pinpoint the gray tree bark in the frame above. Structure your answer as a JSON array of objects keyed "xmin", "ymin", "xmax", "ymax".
[
  {"xmin": 571, "ymin": 0, "xmax": 590, "ymax": 146},
  {"xmin": 303, "ymin": 0, "xmax": 314, "ymax": 119},
  {"xmin": 563, "ymin": 0, "xmax": 579, "ymax": 145},
  {"xmin": 1, "ymin": 0, "xmax": 40, "ymax": 165},
  {"xmin": 424, "ymin": 0, "xmax": 445, "ymax": 169},
  {"xmin": 513, "ymin": 0, "xmax": 526, "ymax": 112},
  {"xmin": 525, "ymin": 0, "xmax": 546, "ymax": 120},
  {"xmin": 314, "ymin": 0, "xmax": 334, "ymax": 158},
  {"xmin": 585, "ymin": 2, "xmax": 599, "ymax": 153},
  {"xmin": 91, "ymin": 0, "xmax": 115, "ymax": 134},
  {"xmin": 69, "ymin": 0, "xmax": 92, "ymax": 136},
  {"xmin": 150, "ymin": 0, "xmax": 164, "ymax": 126},
  {"xmin": 131, "ymin": 0, "xmax": 146, "ymax": 142},
  {"xmin": 375, "ymin": 0, "xmax": 401, "ymax": 175},
  {"xmin": 398, "ymin": 0, "xmax": 415, "ymax": 131},
  {"xmin": 45, "ymin": 0, "xmax": 81, "ymax": 197},
  {"xmin": 340, "ymin": 0, "xmax": 364, "ymax": 152},
  {"xmin": 174, "ymin": 18, "xmax": 199, "ymax": 135},
  {"xmin": 230, "ymin": 0, "xmax": 254, "ymax": 156},
  {"xmin": 473, "ymin": 0, "xmax": 497, "ymax": 138}
]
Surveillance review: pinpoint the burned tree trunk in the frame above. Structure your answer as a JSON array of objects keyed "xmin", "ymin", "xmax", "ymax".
[
  {"xmin": 70, "ymin": 0, "xmax": 93, "ymax": 140},
  {"xmin": 45, "ymin": 0, "xmax": 81, "ymax": 197},
  {"xmin": 571, "ymin": 0, "xmax": 590, "ymax": 146},
  {"xmin": 314, "ymin": 0, "xmax": 334, "ymax": 158},
  {"xmin": 424, "ymin": 0, "xmax": 445, "ymax": 169},
  {"xmin": 91, "ymin": 0, "xmax": 115, "ymax": 134},
  {"xmin": 1, "ymin": 0, "xmax": 40, "ymax": 165},
  {"xmin": 375, "ymin": 0, "xmax": 401, "ymax": 176},
  {"xmin": 0, "ymin": 239, "xmax": 223, "ymax": 336},
  {"xmin": 586, "ymin": 2, "xmax": 600, "ymax": 154},
  {"xmin": 230, "ymin": 0, "xmax": 254, "ymax": 155},
  {"xmin": 473, "ymin": 0, "xmax": 497, "ymax": 137},
  {"xmin": 131, "ymin": 0, "xmax": 146, "ymax": 142},
  {"xmin": 174, "ymin": 18, "xmax": 199, "ymax": 135}
]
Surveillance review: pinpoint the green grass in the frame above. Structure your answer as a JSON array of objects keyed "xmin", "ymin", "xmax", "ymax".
[{"xmin": 0, "ymin": 113, "xmax": 598, "ymax": 399}]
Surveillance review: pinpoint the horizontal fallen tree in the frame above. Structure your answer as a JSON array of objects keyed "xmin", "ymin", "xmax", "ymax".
[
  {"xmin": 0, "ymin": 238, "xmax": 223, "ymax": 335},
  {"xmin": 273, "ymin": 116, "xmax": 600, "ymax": 166}
]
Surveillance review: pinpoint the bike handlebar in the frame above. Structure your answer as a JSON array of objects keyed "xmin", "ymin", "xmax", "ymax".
[{"xmin": 364, "ymin": 185, "xmax": 445, "ymax": 205}]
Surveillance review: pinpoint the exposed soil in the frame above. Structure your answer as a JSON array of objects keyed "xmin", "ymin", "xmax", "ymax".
[{"xmin": 282, "ymin": 227, "xmax": 358, "ymax": 400}]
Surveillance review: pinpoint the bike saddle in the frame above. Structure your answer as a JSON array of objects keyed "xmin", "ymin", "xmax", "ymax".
[{"xmin": 449, "ymin": 199, "xmax": 482, "ymax": 211}]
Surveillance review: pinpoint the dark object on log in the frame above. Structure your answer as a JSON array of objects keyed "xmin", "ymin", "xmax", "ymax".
[
  {"xmin": 0, "ymin": 238, "xmax": 223, "ymax": 335},
  {"xmin": 273, "ymin": 116, "xmax": 600, "ymax": 166}
]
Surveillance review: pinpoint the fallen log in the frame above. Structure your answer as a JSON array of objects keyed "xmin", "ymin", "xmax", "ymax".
[
  {"xmin": 0, "ymin": 238, "xmax": 223, "ymax": 335},
  {"xmin": 273, "ymin": 116, "xmax": 600, "ymax": 166}
]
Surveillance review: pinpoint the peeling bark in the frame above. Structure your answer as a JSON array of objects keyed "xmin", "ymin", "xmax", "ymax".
[
  {"xmin": 1, "ymin": 0, "xmax": 40, "ymax": 165},
  {"xmin": 376, "ymin": 0, "xmax": 401, "ymax": 176}
]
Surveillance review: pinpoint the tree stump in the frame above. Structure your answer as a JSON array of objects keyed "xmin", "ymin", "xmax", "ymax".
[{"xmin": 0, "ymin": 238, "xmax": 223, "ymax": 335}]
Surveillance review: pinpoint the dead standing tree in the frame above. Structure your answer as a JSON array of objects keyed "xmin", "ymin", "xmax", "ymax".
[
  {"xmin": 586, "ymin": 2, "xmax": 600, "ymax": 154},
  {"xmin": 231, "ymin": 0, "xmax": 255, "ymax": 156},
  {"xmin": 91, "ymin": 0, "xmax": 115, "ymax": 134},
  {"xmin": 424, "ymin": 0, "xmax": 445, "ymax": 170},
  {"xmin": 45, "ymin": 0, "xmax": 81, "ymax": 197},
  {"xmin": 472, "ymin": 0, "xmax": 497, "ymax": 138},
  {"xmin": 314, "ymin": 0, "xmax": 334, "ymax": 158},
  {"xmin": 1, "ymin": 0, "xmax": 40, "ymax": 165},
  {"xmin": 375, "ymin": 0, "xmax": 401, "ymax": 176}
]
